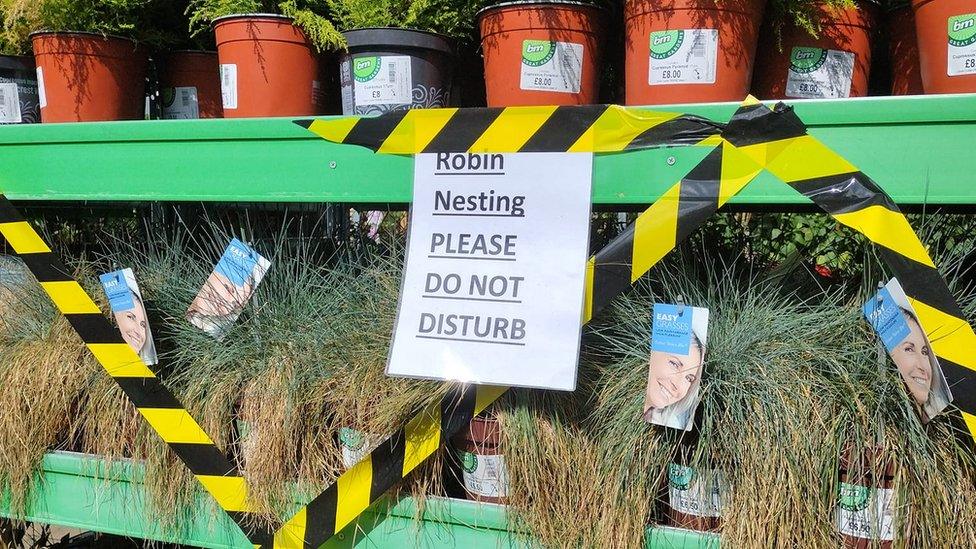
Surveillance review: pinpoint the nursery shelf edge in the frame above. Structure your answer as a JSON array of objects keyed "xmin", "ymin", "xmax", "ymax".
[
  {"xmin": 0, "ymin": 94, "xmax": 973, "ymax": 207},
  {"xmin": 0, "ymin": 451, "xmax": 719, "ymax": 549}
]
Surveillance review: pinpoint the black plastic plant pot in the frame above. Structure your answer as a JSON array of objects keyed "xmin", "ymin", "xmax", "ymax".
[
  {"xmin": 339, "ymin": 27, "xmax": 456, "ymax": 115},
  {"xmin": 0, "ymin": 55, "xmax": 40, "ymax": 124}
]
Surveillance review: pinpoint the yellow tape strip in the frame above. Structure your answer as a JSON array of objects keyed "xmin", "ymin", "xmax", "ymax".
[
  {"xmin": 40, "ymin": 281, "xmax": 101, "ymax": 314},
  {"xmin": 630, "ymin": 183, "xmax": 681, "ymax": 282},
  {"xmin": 306, "ymin": 118, "xmax": 358, "ymax": 145},
  {"xmin": 196, "ymin": 475, "xmax": 253, "ymax": 513},
  {"xmin": 0, "ymin": 221, "xmax": 51, "ymax": 254},
  {"xmin": 379, "ymin": 108, "xmax": 458, "ymax": 154},
  {"xmin": 908, "ymin": 298, "xmax": 976, "ymax": 370},
  {"xmin": 568, "ymin": 106, "xmax": 680, "ymax": 153},
  {"xmin": 138, "ymin": 408, "xmax": 214, "ymax": 445},
  {"xmin": 833, "ymin": 206, "xmax": 936, "ymax": 268},
  {"xmin": 87, "ymin": 343, "xmax": 155, "ymax": 377},
  {"xmin": 469, "ymin": 106, "xmax": 558, "ymax": 152},
  {"xmin": 335, "ymin": 458, "xmax": 374, "ymax": 533},
  {"xmin": 272, "ymin": 508, "xmax": 307, "ymax": 549},
  {"xmin": 401, "ymin": 408, "xmax": 442, "ymax": 476}
]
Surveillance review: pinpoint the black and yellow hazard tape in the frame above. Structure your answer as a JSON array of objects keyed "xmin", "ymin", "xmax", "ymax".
[{"xmin": 0, "ymin": 196, "xmax": 274, "ymax": 547}]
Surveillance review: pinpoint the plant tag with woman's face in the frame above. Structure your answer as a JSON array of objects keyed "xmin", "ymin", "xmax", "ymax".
[
  {"xmin": 644, "ymin": 303, "xmax": 709, "ymax": 431},
  {"xmin": 186, "ymin": 239, "xmax": 271, "ymax": 340},
  {"xmin": 863, "ymin": 278, "xmax": 953, "ymax": 422},
  {"xmin": 100, "ymin": 268, "xmax": 158, "ymax": 366}
]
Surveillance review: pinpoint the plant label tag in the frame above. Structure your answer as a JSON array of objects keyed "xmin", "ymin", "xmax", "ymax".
[
  {"xmin": 0, "ymin": 83, "xmax": 20, "ymax": 123},
  {"xmin": 220, "ymin": 64, "xmax": 237, "ymax": 109},
  {"xmin": 648, "ymin": 29, "xmax": 718, "ymax": 85},
  {"xmin": 520, "ymin": 40, "xmax": 583, "ymax": 93},
  {"xmin": 162, "ymin": 86, "xmax": 199, "ymax": 119},
  {"xmin": 386, "ymin": 152, "xmax": 592, "ymax": 390},
  {"xmin": 186, "ymin": 238, "xmax": 270, "ymax": 339},
  {"xmin": 35, "ymin": 67, "xmax": 46, "ymax": 109},
  {"xmin": 863, "ymin": 278, "xmax": 953, "ymax": 422},
  {"xmin": 352, "ymin": 55, "xmax": 412, "ymax": 108},
  {"xmin": 460, "ymin": 451, "xmax": 508, "ymax": 498},
  {"xmin": 645, "ymin": 303, "xmax": 709, "ymax": 431},
  {"xmin": 785, "ymin": 47, "xmax": 855, "ymax": 98},
  {"xmin": 948, "ymin": 13, "xmax": 976, "ymax": 76},
  {"xmin": 668, "ymin": 463, "xmax": 725, "ymax": 518},
  {"xmin": 836, "ymin": 483, "xmax": 894, "ymax": 541},
  {"xmin": 99, "ymin": 268, "xmax": 158, "ymax": 366}
]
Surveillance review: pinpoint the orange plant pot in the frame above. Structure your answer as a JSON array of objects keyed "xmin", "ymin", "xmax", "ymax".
[
  {"xmin": 451, "ymin": 415, "xmax": 508, "ymax": 504},
  {"xmin": 160, "ymin": 51, "xmax": 222, "ymax": 119},
  {"xmin": 214, "ymin": 14, "xmax": 324, "ymax": 117},
  {"xmin": 752, "ymin": 2, "xmax": 877, "ymax": 100},
  {"xmin": 624, "ymin": 0, "xmax": 766, "ymax": 106},
  {"xmin": 31, "ymin": 32, "xmax": 147, "ymax": 123},
  {"xmin": 886, "ymin": 3, "xmax": 924, "ymax": 95},
  {"xmin": 478, "ymin": 1, "xmax": 607, "ymax": 107},
  {"xmin": 912, "ymin": 0, "xmax": 976, "ymax": 94}
]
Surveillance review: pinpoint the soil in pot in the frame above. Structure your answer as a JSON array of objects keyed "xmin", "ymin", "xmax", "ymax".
[
  {"xmin": 30, "ymin": 32, "xmax": 148, "ymax": 123},
  {"xmin": 0, "ymin": 56, "xmax": 40, "ymax": 124},
  {"xmin": 752, "ymin": 1, "xmax": 878, "ymax": 100},
  {"xmin": 912, "ymin": 0, "xmax": 976, "ymax": 94},
  {"xmin": 625, "ymin": 0, "xmax": 766, "ymax": 106},
  {"xmin": 339, "ymin": 28, "xmax": 455, "ymax": 115},
  {"xmin": 450, "ymin": 414, "xmax": 508, "ymax": 504},
  {"xmin": 214, "ymin": 14, "xmax": 325, "ymax": 118},
  {"xmin": 836, "ymin": 449, "xmax": 896, "ymax": 548},
  {"xmin": 478, "ymin": 1, "xmax": 607, "ymax": 107},
  {"xmin": 160, "ymin": 51, "xmax": 222, "ymax": 119},
  {"xmin": 886, "ymin": 1, "xmax": 923, "ymax": 95}
]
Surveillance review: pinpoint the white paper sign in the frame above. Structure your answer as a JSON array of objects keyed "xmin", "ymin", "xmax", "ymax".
[{"xmin": 386, "ymin": 152, "xmax": 592, "ymax": 390}]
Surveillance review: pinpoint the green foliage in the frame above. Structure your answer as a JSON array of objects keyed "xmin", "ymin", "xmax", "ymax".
[
  {"xmin": 767, "ymin": 0, "xmax": 859, "ymax": 42},
  {"xmin": 325, "ymin": 0, "xmax": 484, "ymax": 42},
  {"xmin": 187, "ymin": 0, "xmax": 344, "ymax": 51}
]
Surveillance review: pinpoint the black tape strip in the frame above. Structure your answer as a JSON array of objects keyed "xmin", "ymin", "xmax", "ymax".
[
  {"xmin": 440, "ymin": 385, "xmax": 477, "ymax": 436},
  {"xmin": 227, "ymin": 512, "xmax": 274, "ymax": 547},
  {"xmin": 519, "ymin": 105, "xmax": 610, "ymax": 152},
  {"xmin": 721, "ymin": 102, "xmax": 807, "ymax": 147},
  {"xmin": 342, "ymin": 111, "xmax": 408, "ymax": 152},
  {"xmin": 590, "ymin": 229, "xmax": 636, "ymax": 320},
  {"xmin": 881, "ymin": 250, "xmax": 968, "ymax": 320},
  {"xmin": 422, "ymin": 108, "xmax": 504, "ymax": 153},
  {"xmin": 935, "ymin": 358, "xmax": 976, "ymax": 414},
  {"xmin": 64, "ymin": 314, "xmax": 126, "ymax": 345},
  {"xmin": 626, "ymin": 115, "xmax": 725, "ymax": 150},
  {"xmin": 303, "ymin": 484, "xmax": 339, "ymax": 548},
  {"xmin": 792, "ymin": 172, "xmax": 890, "ymax": 215},
  {"xmin": 369, "ymin": 428, "xmax": 406, "ymax": 502},
  {"xmin": 114, "ymin": 377, "xmax": 183, "ymax": 409},
  {"xmin": 0, "ymin": 196, "xmax": 24, "ymax": 224},
  {"xmin": 675, "ymin": 147, "xmax": 723, "ymax": 243},
  {"xmin": 168, "ymin": 443, "xmax": 241, "ymax": 477},
  {"xmin": 19, "ymin": 253, "xmax": 74, "ymax": 283}
]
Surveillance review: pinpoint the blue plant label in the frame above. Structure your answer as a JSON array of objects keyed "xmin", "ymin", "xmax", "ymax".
[
  {"xmin": 863, "ymin": 286, "xmax": 912, "ymax": 353},
  {"xmin": 100, "ymin": 269, "xmax": 134, "ymax": 312},
  {"xmin": 216, "ymin": 238, "xmax": 262, "ymax": 287},
  {"xmin": 651, "ymin": 303, "xmax": 693, "ymax": 355}
]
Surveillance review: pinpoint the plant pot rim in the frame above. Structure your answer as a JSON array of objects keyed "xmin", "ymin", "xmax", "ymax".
[
  {"xmin": 28, "ymin": 30, "xmax": 137, "ymax": 44},
  {"xmin": 341, "ymin": 27, "xmax": 455, "ymax": 56},
  {"xmin": 166, "ymin": 49, "xmax": 218, "ymax": 55},
  {"xmin": 476, "ymin": 0, "xmax": 607, "ymax": 19},
  {"xmin": 212, "ymin": 13, "xmax": 295, "ymax": 26}
]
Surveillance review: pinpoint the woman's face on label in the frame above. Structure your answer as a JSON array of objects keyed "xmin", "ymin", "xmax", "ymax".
[
  {"xmin": 891, "ymin": 314, "xmax": 932, "ymax": 405},
  {"xmin": 645, "ymin": 344, "xmax": 703, "ymax": 409},
  {"xmin": 115, "ymin": 297, "xmax": 147, "ymax": 353}
]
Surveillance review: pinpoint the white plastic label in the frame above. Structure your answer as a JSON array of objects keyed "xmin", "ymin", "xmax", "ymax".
[
  {"xmin": 785, "ymin": 47, "xmax": 855, "ymax": 98},
  {"xmin": 0, "ymin": 83, "xmax": 21, "ymax": 123},
  {"xmin": 220, "ymin": 64, "xmax": 237, "ymax": 109},
  {"xmin": 353, "ymin": 55, "xmax": 412, "ymax": 107},
  {"xmin": 948, "ymin": 13, "xmax": 976, "ymax": 76},
  {"xmin": 340, "ymin": 59, "xmax": 355, "ymax": 114},
  {"xmin": 648, "ymin": 29, "xmax": 718, "ymax": 85},
  {"xmin": 339, "ymin": 427, "xmax": 376, "ymax": 468},
  {"xmin": 520, "ymin": 40, "xmax": 583, "ymax": 93},
  {"xmin": 460, "ymin": 452, "xmax": 508, "ymax": 498},
  {"xmin": 36, "ymin": 67, "xmax": 46, "ymax": 108},
  {"xmin": 162, "ymin": 86, "xmax": 199, "ymax": 120},
  {"xmin": 667, "ymin": 464, "xmax": 724, "ymax": 518},
  {"xmin": 836, "ymin": 483, "xmax": 894, "ymax": 541}
]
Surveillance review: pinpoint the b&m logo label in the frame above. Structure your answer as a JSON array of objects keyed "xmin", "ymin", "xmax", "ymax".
[
  {"xmin": 650, "ymin": 30, "xmax": 684, "ymax": 59},
  {"xmin": 949, "ymin": 14, "xmax": 976, "ymax": 47},
  {"xmin": 838, "ymin": 483, "xmax": 870, "ymax": 513},
  {"xmin": 789, "ymin": 47, "xmax": 828, "ymax": 73},
  {"xmin": 522, "ymin": 40, "xmax": 556, "ymax": 66},
  {"xmin": 668, "ymin": 463, "xmax": 694, "ymax": 491},
  {"xmin": 353, "ymin": 56, "xmax": 381, "ymax": 82}
]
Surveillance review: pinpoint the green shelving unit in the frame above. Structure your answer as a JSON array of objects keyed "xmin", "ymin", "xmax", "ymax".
[{"xmin": 1, "ymin": 94, "xmax": 974, "ymax": 547}]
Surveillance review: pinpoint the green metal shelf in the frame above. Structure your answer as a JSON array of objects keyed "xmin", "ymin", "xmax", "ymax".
[
  {"xmin": 0, "ymin": 452, "xmax": 717, "ymax": 549},
  {"xmin": 0, "ymin": 94, "xmax": 973, "ymax": 207}
]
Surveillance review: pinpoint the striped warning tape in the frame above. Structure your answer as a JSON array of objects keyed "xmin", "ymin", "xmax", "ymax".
[{"xmin": 0, "ymin": 197, "xmax": 274, "ymax": 547}]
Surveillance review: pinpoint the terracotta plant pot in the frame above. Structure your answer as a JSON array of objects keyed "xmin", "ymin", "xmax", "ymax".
[
  {"xmin": 625, "ymin": 0, "xmax": 766, "ymax": 105},
  {"xmin": 213, "ymin": 14, "xmax": 324, "ymax": 117},
  {"xmin": 912, "ymin": 0, "xmax": 976, "ymax": 94},
  {"xmin": 30, "ymin": 32, "xmax": 147, "ymax": 123},
  {"xmin": 0, "ymin": 55, "xmax": 40, "ymax": 124},
  {"xmin": 450, "ymin": 415, "xmax": 508, "ymax": 504},
  {"xmin": 886, "ymin": 2, "xmax": 923, "ymax": 95},
  {"xmin": 837, "ymin": 449, "xmax": 897, "ymax": 548},
  {"xmin": 478, "ymin": 0, "xmax": 607, "ymax": 107},
  {"xmin": 339, "ymin": 28, "xmax": 455, "ymax": 115},
  {"xmin": 752, "ymin": 1, "xmax": 878, "ymax": 100},
  {"xmin": 160, "ymin": 51, "xmax": 222, "ymax": 119}
]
